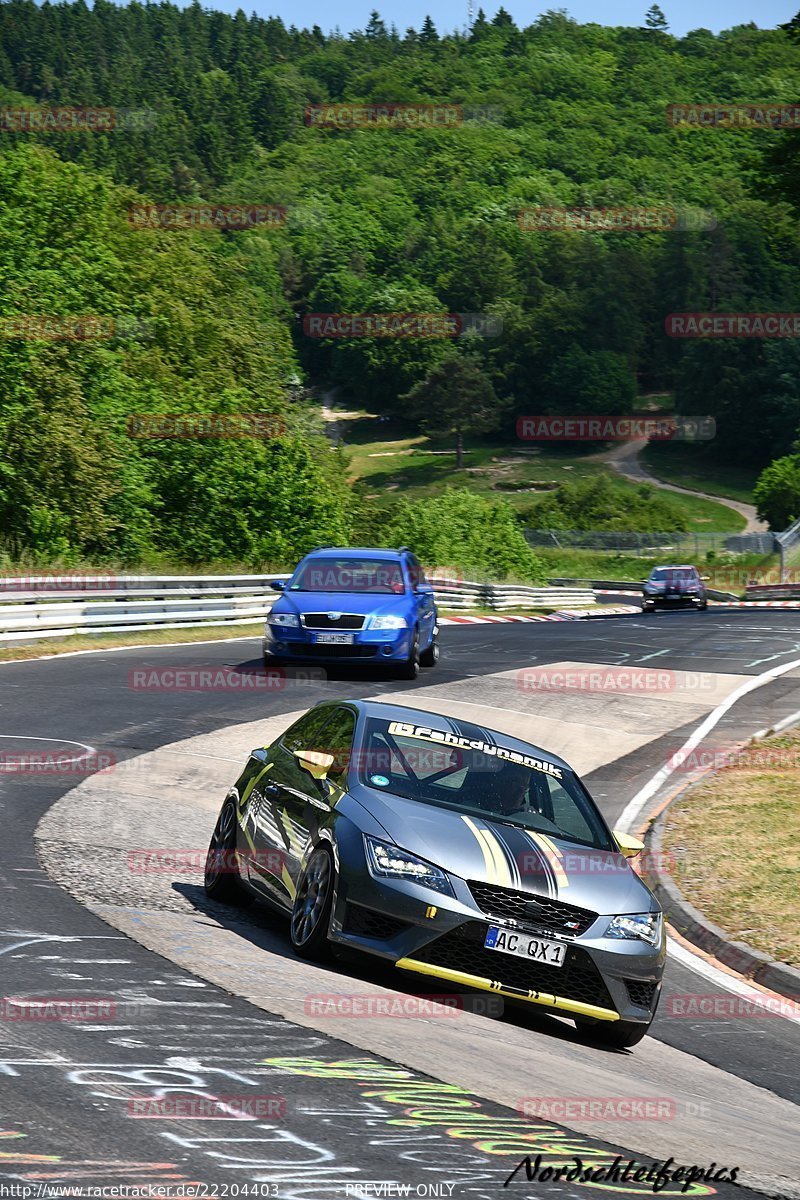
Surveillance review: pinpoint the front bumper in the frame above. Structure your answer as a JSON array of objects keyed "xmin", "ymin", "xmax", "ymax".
[
  {"xmin": 330, "ymin": 836, "xmax": 665, "ymax": 1026},
  {"xmin": 644, "ymin": 592, "xmax": 705, "ymax": 608},
  {"xmin": 264, "ymin": 626, "xmax": 413, "ymax": 663}
]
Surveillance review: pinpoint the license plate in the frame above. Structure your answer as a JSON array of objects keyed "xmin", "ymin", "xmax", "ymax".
[
  {"xmin": 484, "ymin": 926, "xmax": 566, "ymax": 967},
  {"xmin": 315, "ymin": 632, "xmax": 354, "ymax": 645}
]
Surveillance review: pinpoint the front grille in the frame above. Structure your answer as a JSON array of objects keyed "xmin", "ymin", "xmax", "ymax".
[
  {"xmin": 626, "ymin": 980, "xmax": 657, "ymax": 1009},
  {"xmin": 343, "ymin": 904, "xmax": 410, "ymax": 940},
  {"xmin": 288, "ymin": 644, "xmax": 377, "ymax": 659},
  {"xmin": 468, "ymin": 881, "xmax": 597, "ymax": 937},
  {"xmin": 412, "ymin": 922, "xmax": 614, "ymax": 1011},
  {"xmin": 302, "ymin": 613, "xmax": 365, "ymax": 630}
]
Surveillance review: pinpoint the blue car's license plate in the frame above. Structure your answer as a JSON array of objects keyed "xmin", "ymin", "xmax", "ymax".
[
  {"xmin": 314, "ymin": 632, "xmax": 354, "ymax": 645},
  {"xmin": 484, "ymin": 925, "xmax": 566, "ymax": 967}
]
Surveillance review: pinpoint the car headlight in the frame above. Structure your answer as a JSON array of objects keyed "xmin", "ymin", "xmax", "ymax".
[
  {"xmin": 605, "ymin": 912, "xmax": 662, "ymax": 947},
  {"xmin": 364, "ymin": 836, "xmax": 453, "ymax": 895},
  {"xmin": 268, "ymin": 612, "xmax": 300, "ymax": 627},
  {"xmin": 369, "ymin": 614, "xmax": 408, "ymax": 630}
]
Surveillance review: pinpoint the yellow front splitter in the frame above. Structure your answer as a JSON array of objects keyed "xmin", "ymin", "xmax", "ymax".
[{"xmin": 395, "ymin": 957, "xmax": 619, "ymax": 1022}]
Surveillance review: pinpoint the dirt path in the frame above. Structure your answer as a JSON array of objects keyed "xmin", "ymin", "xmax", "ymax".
[{"xmin": 602, "ymin": 439, "xmax": 766, "ymax": 533}]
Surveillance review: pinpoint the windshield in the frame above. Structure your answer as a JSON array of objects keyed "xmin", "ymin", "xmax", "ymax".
[
  {"xmin": 357, "ymin": 718, "xmax": 615, "ymax": 851},
  {"xmin": 288, "ymin": 558, "xmax": 406, "ymax": 594},
  {"xmin": 649, "ymin": 568, "xmax": 694, "ymax": 582}
]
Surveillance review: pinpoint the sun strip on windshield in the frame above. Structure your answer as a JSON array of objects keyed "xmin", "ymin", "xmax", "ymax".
[{"xmin": 386, "ymin": 721, "xmax": 563, "ymax": 779}]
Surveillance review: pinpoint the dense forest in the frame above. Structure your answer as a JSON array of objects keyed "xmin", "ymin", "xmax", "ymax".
[{"xmin": 1, "ymin": 0, "xmax": 800, "ymax": 564}]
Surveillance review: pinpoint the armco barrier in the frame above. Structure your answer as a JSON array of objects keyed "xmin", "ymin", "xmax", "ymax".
[
  {"xmin": 0, "ymin": 574, "xmax": 596, "ymax": 642},
  {"xmin": 550, "ymin": 577, "xmax": 739, "ymax": 602},
  {"xmin": 744, "ymin": 582, "xmax": 800, "ymax": 600}
]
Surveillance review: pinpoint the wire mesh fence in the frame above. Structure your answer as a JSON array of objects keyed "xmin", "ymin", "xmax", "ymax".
[{"xmin": 524, "ymin": 530, "xmax": 774, "ymax": 556}]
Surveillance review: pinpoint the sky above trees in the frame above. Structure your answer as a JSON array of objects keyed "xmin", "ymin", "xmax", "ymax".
[{"xmin": 168, "ymin": 0, "xmax": 797, "ymax": 38}]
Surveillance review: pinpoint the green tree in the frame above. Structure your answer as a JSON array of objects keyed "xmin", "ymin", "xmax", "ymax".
[
  {"xmin": 402, "ymin": 353, "xmax": 507, "ymax": 468},
  {"xmin": 544, "ymin": 347, "xmax": 637, "ymax": 417},
  {"xmin": 644, "ymin": 4, "xmax": 669, "ymax": 28},
  {"xmin": 754, "ymin": 456, "xmax": 800, "ymax": 530}
]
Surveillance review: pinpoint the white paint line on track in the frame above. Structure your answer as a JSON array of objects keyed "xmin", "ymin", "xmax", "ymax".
[
  {"xmin": 615, "ymin": 654, "xmax": 800, "ymax": 1020},
  {"xmin": 615, "ymin": 653, "xmax": 800, "ymax": 832},
  {"xmin": 666, "ymin": 936, "xmax": 800, "ymax": 1025},
  {"xmin": 0, "ymin": 734, "xmax": 98, "ymax": 768}
]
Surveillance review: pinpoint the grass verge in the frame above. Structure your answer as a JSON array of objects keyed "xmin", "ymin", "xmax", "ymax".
[
  {"xmin": 640, "ymin": 442, "xmax": 759, "ymax": 506},
  {"xmin": 345, "ymin": 421, "xmax": 746, "ymax": 532},
  {"xmin": 661, "ymin": 727, "xmax": 800, "ymax": 967}
]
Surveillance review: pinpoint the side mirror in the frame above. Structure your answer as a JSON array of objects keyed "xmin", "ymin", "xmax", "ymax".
[
  {"xmin": 294, "ymin": 749, "xmax": 334, "ymax": 781},
  {"xmin": 613, "ymin": 830, "xmax": 644, "ymax": 859},
  {"xmin": 270, "ymin": 579, "xmax": 286, "ymax": 591}
]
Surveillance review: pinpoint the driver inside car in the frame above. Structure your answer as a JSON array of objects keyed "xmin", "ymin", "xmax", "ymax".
[{"xmin": 481, "ymin": 762, "xmax": 532, "ymax": 817}]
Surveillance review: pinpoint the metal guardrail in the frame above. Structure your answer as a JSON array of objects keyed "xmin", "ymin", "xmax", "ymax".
[
  {"xmin": 744, "ymin": 582, "xmax": 800, "ymax": 600},
  {"xmin": 428, "ymin": 577, "xmax": 595, "ymax": 612},
  {"xmin": 0, "ymin": 574, "xmax": 596, "ymax": 641},
  {"xmin": 551, "ymin": 577, "xmax": 645, "ymax": 592},
  {"xmin": 551, "ymin": 576, "xmax": 739, "ymax": 602}
]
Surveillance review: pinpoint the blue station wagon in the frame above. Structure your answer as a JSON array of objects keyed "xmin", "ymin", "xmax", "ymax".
[{"xmin": 263, "ymin": 547, "xmax": 439, "ymax": 678}]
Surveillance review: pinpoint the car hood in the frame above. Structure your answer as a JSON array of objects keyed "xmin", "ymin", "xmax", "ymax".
[
  {"xmin": 348, "ymin": 784, "xmax": 654, "ymax": 916},
  {"xmin": 272, "ymin": 591, "xmax": 410, "ymax": 617}
]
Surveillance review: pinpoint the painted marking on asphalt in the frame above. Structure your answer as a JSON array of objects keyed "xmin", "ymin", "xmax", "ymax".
[
  {"xmin": 616, "ymin": 653, "xmax": 800, "ymax": 1023},
  {"xmin": 0, "ymin": 734, "xmax": 98, "ymax": 768},
  {"xmin": 616, "ymin": 652, "xmax": 800, "ymax": 830},
  {"xmin": 635, "ymin": 648, "xmax": 670, "ymax": 662},
  {"xmin": 747, "ymin": 642, "xmax": 800, "ymax": 667},
  {"xmin": 667, "ymin": 937, "xmax": 800, "ymax": 1027}
]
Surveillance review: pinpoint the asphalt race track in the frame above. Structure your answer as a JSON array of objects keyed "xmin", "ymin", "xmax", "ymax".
[{"xmin": 1, "ymin": 609, "xmax": 799, "ymax": 1200}]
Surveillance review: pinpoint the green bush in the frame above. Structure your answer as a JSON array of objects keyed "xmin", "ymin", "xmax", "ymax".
[
  {"xmin": 754, "ymin": 455, "xmax": 800, "ymax": 531},
  {"xmin": 524, "ymin": 476, "xmax": 690, "ymax": 533},
  {"xmin": 368, "ymin": 488, "xmax": 545, "ymax": 582}
]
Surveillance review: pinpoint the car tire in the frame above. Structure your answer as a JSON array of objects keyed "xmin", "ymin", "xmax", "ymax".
[
  {"xmin": 290, "ymin": 845, "xmax": 335, "ymax": 961},
  {"xmin": 204, "ymin": 800, "xmax": 249, "ymax": 905},
  {"xmin": 397, "ymin": 630, "xmax": 420, "ymax": 680},
  {"xmin": 574, "ymin": 1017, "xmax": 651, "ymax": 1049},
  {"xmin": 419, "ymin": 631, "xmax": 439, "ymax": 668},
  {"xmin": 699, "ymin": 600, "xmax": 708, "ymax": 611}
]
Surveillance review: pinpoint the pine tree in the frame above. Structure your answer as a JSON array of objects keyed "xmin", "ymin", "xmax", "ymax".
[
  {"xmin": 419, "ymin": 15, "xmax": 439, "ymax": 43},
  {"xmin": 644, "ymin": 5, "xmax": 669, "ymax": 29}
]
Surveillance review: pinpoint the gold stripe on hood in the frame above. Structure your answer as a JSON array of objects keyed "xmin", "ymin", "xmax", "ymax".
[
  {"xmin": 461, "ymin": 815, "xmax": 498, "ymax": 883},
  {"xmin": 529, "ymin": 831, "xmax": 569, "ymax": 889},
  {"xmin": 477, "ymin": 825, "xmax": 514, "ymax": 887}
]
